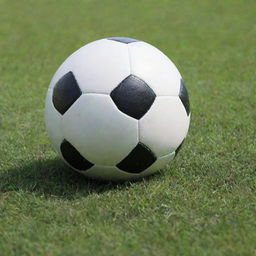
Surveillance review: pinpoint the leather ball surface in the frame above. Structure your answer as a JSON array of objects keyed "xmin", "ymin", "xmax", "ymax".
[{"xmin": 45, "ymin": 37, "xmax": 190, "ymax": 181}]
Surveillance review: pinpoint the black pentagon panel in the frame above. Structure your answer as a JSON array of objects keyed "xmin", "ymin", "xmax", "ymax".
[
  {"xmin": 117, "ymin": 143, "xmax": 157, "ymax": 173},
  {"xmin": 175, "ymin": 139, "xmax": 185, "ymax": 157},
  {"xmin": 52, "ymin": 71, "xmax": 82, "ymax": 115},
  {"xmin": 179, "ymin": 80, "xmax": 190, "ymax": 116},
  {"xmin": 110, "ymin": 75, "xmax": 156, "ymax": 120},
  {"xmin": 60, "ymin": 139, "xmax": 94, "ymax": 171},
  {"xmin": 108, "ymin": 37, "xmax": 139, "ymax": 44}
]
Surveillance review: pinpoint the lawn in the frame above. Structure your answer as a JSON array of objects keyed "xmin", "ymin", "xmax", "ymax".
[{"xmin": 0, "ymin": 0, "xmax": 255, "ymax": 255}]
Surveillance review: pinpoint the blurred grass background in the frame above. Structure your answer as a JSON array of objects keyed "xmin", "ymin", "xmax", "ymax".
[{"xmin": 0, "ymin": 0, "xmax": 255, "ymax": 255}]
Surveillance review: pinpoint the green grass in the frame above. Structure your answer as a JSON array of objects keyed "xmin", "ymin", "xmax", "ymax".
[{"xmin": 0, "ymin": 0, "xmax": 256, "ymax": 255}]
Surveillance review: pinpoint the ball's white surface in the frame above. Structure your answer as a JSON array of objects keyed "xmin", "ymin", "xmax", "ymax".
[{"xmin": 45, "ymin": 38, "xmax": 190, "ymax": 181}]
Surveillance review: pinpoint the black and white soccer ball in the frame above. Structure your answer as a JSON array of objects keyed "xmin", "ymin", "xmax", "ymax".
[{"xmin": 45, "ymin": 37, "xmax": 190, "ymax": 181}]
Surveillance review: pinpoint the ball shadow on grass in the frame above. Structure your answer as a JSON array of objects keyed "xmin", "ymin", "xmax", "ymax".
[{"xmin": 0, "ymin": 157, "xmax": 158, "ymax": 200}]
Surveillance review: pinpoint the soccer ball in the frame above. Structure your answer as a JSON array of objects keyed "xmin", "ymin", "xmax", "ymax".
[{"xmin": 45, "ymin": 37, "xmax": 190, "ymax": 181}]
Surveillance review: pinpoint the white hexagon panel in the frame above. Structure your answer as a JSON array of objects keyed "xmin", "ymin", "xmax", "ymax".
[
  {"xmin": 128, "ymin": 41, "xmax": 182, "ymax": 96},
  {"xmin": 49, "ymin": 39, "xmax": 130, "ymax": 94},
  {"xmin": 62, "ymin": 94, "xmax": 138, "ymax": 166},
  {"xmin": 139, "ymin": 96, "xmax": 190, "ymax": 157}
]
